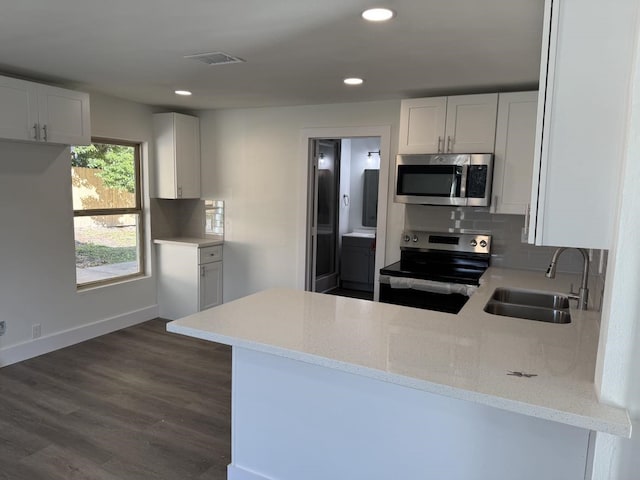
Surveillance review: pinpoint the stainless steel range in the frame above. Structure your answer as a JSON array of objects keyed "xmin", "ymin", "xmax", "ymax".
[{"xmin": 379, "ymin": 231, "xmax": 491, "ymax": 313}]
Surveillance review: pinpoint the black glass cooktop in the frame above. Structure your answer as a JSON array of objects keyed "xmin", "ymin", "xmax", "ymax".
[{"xmin": 380, "ymin": 250, "xmax": 489, "ymax": 286}]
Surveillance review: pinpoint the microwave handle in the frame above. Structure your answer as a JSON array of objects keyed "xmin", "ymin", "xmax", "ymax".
[{"xmin": 460, "ymin": 165, "xmax": 468, "ymax": 198}]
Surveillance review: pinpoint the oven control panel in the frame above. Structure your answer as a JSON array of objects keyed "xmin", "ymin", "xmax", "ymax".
[{"xmin": 401, "ymin": 230, "xmax": 491, "ymax": 254}]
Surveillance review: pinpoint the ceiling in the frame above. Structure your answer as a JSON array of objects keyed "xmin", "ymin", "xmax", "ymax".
[{"xmin": 0, "ymin": 0, "xmax": 545, "ymax": 110}]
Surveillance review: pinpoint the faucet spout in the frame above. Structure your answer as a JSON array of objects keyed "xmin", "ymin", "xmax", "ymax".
[{"xmin": 545, "ymin": 247, "xmax": 590, "ymax": 310}]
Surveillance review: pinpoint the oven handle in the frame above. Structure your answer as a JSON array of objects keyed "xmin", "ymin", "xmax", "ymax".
[{"xmin": 379, "ymin": 274, "xmax": 478, "ymax": 297}]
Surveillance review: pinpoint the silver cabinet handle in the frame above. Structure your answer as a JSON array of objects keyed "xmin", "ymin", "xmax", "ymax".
[
  {"xmin": 42, "ymin": 124, "xmax": 47, "ymax": 142},
  {"xmin": 32, "ymin": 123, "xmax": 39, "ymax": 140},
  {"xmin": 437, "ymin": 136, "xmax": 443, "ymax": 153},
  {"xmin": 447, "ymin": 136, "xmax": 452, "ymax": 152}
]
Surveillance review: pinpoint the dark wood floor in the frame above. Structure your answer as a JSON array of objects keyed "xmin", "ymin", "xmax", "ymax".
[{"xmin": 0, "ymin": 319, "xmax": 232, "ymax": 480}]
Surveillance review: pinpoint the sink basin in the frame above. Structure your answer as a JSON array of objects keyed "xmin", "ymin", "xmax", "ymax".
[
  {"xmin": 484, "ymin": 301, "xmax": 571, "ymax": 324},
  {"xmin": 490, "ymin": 287, "xmax": 570, "ymax": 309},
  {"xmin": 484, "ymin": 288, "xmax": 571, "ymax": 324}
]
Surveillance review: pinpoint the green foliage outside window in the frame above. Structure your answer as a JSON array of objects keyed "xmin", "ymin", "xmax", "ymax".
[{"xmin": 71, "ymin": 143, "xmax": 136, "ymax": 193}]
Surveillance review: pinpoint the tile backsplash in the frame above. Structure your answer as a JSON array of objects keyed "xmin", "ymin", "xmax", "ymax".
[{"xmin": 404, "ymin": 205, "xmax": 607, "ymax": 311}]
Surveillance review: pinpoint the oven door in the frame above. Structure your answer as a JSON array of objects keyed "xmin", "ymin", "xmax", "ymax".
[
  {"xmin": 379, "ymin": 275, "xmax": 474, "ymax": 314},
  {"xmin": 395, "ymin": 161, "xmax": 467, "ymax": 206}
]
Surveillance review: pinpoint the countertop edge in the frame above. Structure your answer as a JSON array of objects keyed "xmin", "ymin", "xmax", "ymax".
[
  {"xmin": 154, "ymin": 237, "xmax": 224, "ymax": 247},
  {"xmin": 166, "ymin": 320, "xmax": 632, "ymax": 437}
]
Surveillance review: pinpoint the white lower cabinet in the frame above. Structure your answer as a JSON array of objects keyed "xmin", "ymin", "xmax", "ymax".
[
  {"xmin": 156, "ymin": 241, "xmax": 223, "ymax": 320},
  {"xmin": 199, "ymin": 255, "xmax": 223, "ymax": 311}
]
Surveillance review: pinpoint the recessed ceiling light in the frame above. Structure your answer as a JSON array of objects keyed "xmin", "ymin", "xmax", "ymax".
[
  {"xmin": 362, "ymin": 7, "xmax": 395, "ymax": 22},
  {"xmin": 344, "ymin": 77, "xmax": 364, "ymax": 86},
  {"xmin": 174, "ymin": 90, "xmax": 192, "ymax": 96}
]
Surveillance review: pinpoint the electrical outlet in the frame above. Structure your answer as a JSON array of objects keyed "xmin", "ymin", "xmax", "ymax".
[
  {"xmin": 0, "ymin": 321, "xmax": 5, "ymax": 336},
  {"xmin": 32, "ymin": 324, "xmax": 41, "ymax": 339}
]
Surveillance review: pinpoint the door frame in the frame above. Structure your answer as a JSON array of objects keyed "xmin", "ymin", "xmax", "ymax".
[{"xmin": 298, "ymin": 126, "xmax": 391, "ymax": 301}]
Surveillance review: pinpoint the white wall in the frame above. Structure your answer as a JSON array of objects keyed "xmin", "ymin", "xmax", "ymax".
[
  {"xmin": 347, "ymin": 137, "xmax": 380, "ymax": 232},
  {"xmin": 199, "ymin": 100, "xmax": 402, "ymax": 302},
  {"xmin": 0, "ymin": 92, "xmax": 158, "ymax": 365},
  {"xmin": 593, "ymin": 8, "xmax": 640, "ymax": 477}
]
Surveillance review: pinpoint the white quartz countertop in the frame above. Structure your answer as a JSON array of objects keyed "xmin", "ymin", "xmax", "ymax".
[
  {"xmin": 167, "ymin": 267, "xmax": 631, "ymax": 437},
  {"xmin": 154, "ymin": 236, "xmax": 223, "ymax": 247}
]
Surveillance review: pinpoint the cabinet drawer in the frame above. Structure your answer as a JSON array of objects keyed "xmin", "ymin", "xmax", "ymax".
[{"xmin": 199, "ymin": 245, "xmax": 223, "ymax": 264}]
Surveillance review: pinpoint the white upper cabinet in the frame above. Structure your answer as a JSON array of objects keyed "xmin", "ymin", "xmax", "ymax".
[
  {"xmin": 0, "ymin": 75, "xmax": 90, "ymax": 145},
  {"xmin": 37, "ymin": 85, "xmax": 91, "ymax": 145},
  {"xmin": 398, "ymin": 97, "xmax": 447, "ymax": 153},
  {"xmin": 153, "ymin": 112, "xmax": 201, "ymax": 199},
  {"xmin": 399, "ymin": 94, "xmax": 498, "ymax": 154},
  {"xmin": 0, "ymin": 76, "xmax": 38, "ymax": 141},
  {"xmin": 444, "ymin": 94, "xmax": 498, "ymax": 153},
  {"xmin": 528, "ymin": 0, "xmax": 636, "ymax": 249},
  {"xmin": 492, "ymin": 91, "xmax": 538, "ymax": 215}
]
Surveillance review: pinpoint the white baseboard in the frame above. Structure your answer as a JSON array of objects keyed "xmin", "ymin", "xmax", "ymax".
[
  {"xmin": 227, "ymin": 465, "xmax": 273, "ymax": 480},
  {"xmin": 0, "ymin": 304, "xmax": 158, "ymax": 367}
]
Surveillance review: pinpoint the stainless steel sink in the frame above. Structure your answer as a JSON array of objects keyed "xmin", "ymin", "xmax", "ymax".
[
  {"xmin": 484, "ymin": 288, "xmax": 571, "ymax": 324},
  {"xmin": 490, "ymin": 287, "xmax": 570, "ymax": 309}
]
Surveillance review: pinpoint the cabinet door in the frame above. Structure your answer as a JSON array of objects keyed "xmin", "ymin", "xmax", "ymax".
[
  {"xmin": 528, "ymin": 0, "xmax": 634, "ymax": 249},
  {"xmin": 199, "ymin": 261, "xmax": 222, "ymax": 311},
  {"xmin": 341, "ymin": 246, "xmax": 370, "ymax": 284},
  {"xmin": 0, "ymin": 76, "xmax": 39, "ymax": 142},
  {"xmin": 174, "ymin": 113, "xmax": 201, "ymax": 199},
  {"xmin": 492, "ymin": 92, "xmax": 538, "ymax": 215},
  {"xmin": 367, "ymin": 247, "xmax": 376, "ymax": 286},
  {"xmin": 37, "ymin": 85, "xmax": 91, "ymax": 145},
  {"xmin": 398, "ymin": 97, "xmax": 447, "ymax": 154},
  {"xmin": 445, "ymin": 93, "xmax": 498, "ymax": 153}
]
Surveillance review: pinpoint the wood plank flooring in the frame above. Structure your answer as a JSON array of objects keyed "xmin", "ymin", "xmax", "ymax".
[{"xmin": 0, "ymin": 319, "xmax": 231, "ymax": 480}]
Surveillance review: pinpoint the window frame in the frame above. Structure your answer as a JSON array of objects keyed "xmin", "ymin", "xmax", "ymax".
[{"xmin": 72, "ymin": 137, "xmax": 145, "ymax": 289}]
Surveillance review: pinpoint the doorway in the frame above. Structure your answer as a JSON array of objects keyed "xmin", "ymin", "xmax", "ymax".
[{"xmin": 306, "ymin": 137, "xmax": 381, "ymax": 300}]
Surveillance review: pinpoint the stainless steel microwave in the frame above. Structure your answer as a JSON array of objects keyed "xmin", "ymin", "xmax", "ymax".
[{"xmin": 394, "ymin": 153, "xmax": 493, "ymax": 206}]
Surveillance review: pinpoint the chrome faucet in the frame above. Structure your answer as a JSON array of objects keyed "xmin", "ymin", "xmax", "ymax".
[{"xmin": 545, "ymin": 247, "xmax": 589, "ymax": 310}]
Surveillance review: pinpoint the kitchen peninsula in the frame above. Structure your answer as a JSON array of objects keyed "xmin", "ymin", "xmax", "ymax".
[{"xmin": 168, "ymin": 267, "xmax": 630, "ymax": 480}]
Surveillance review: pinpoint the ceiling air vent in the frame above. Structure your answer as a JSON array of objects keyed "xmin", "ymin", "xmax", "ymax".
[{"xmin": 184, "ymin": 51, "xmax": 245, "ymax": 66}]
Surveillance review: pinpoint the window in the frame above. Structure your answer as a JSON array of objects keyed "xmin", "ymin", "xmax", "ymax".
[
  {"xmin": 204, "ymin": 200, "xmax": 224, "ymax": 236},
  {"xmin": 71, "ymin": 138, "xmax": 144, "ymax": 287}
]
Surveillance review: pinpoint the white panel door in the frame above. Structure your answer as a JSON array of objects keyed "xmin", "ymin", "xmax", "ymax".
[
  {"xmin": 199, "ymin": 261, "xmax": 222, "ymax": 311},
  {"xmin": 0, "ymin": 76, "xmax": 38, "ymax": 142},
  {"xmin": 37, "ymin": 85, "xmax": 91, "ymax": 145},
  {"xmin": 398, "ymin": 97, "xmax": 447, "ymax": 153},
  {"xmin": 492, "ymin": 91, "xmax": 538, "ymax": 215},
  {"xmin": 445, "ymin": 93, "xmax": 498, "ymax": 153}
]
